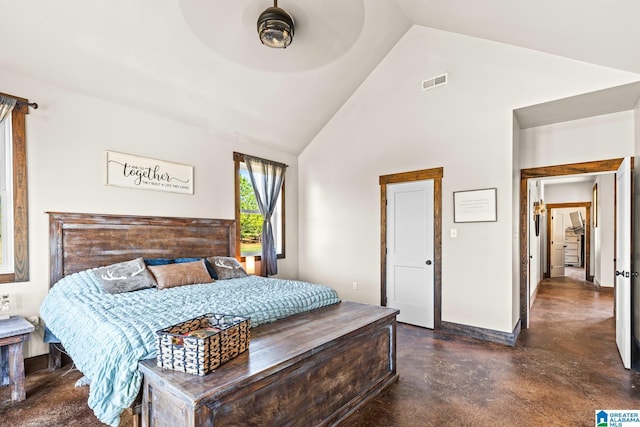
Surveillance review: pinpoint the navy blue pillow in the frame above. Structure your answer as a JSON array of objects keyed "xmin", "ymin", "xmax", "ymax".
[
  {"xmin": 144, "ymin": 258, "xmax": 174, "ymax": 266},
  {"xmin": 174, "ymin": 257, "xmax": 218, "ymax": 280},
  {"xmin": 173, "ymin": 257, "xmax": 201, "ymax": 264},
  {"xmin": 44, "ymin": 326, "xmax": 61, "ymax": 344}
]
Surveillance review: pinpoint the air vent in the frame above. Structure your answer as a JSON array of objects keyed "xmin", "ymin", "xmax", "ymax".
[{"xmin": 421, "ymin": 73, "xmax": 448, "ymax": 91}]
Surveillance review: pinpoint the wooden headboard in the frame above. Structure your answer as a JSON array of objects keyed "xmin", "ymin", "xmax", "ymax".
[{"xmin": 48, "ymin": 212, "xmax": 236, "ymax": 286}]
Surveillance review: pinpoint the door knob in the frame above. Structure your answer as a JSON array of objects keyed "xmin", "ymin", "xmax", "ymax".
[{"xmin": 425, "ymin": 260, "xmax": 432, "ymax": 265}]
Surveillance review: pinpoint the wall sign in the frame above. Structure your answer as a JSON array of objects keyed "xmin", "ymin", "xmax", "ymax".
[
  {"xmin": 105, "ymin": 151, "xmax": 193, "ymax": 194},
  {"xmin": 453, "ymin": 188, "xmax": 497, "ymax": 223}
]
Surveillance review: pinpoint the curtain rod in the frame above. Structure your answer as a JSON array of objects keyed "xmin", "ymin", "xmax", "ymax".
[
  {"xmin": 234, "ymin": 151, "xmax": 288, "ymax": 168},
  {"xmin": 16, "ymin": 100, "xmax": 38, "ymax": 110}
]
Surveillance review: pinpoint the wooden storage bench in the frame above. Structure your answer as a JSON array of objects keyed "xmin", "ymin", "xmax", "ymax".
[{"xmin": 139, "ymin": 301, "xmax": 398, "ymax": 427}]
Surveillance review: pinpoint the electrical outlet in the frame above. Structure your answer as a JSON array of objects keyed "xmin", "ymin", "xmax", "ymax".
[{"xmin": 352, "ymin": 282, "xmax": 358, "ymax": 290}]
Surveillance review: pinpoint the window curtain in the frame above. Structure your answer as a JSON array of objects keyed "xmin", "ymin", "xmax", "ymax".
[
  {"xmin": 0, "ymin": 96, "xmax": 16, "ymax": 125},
  {"xmin": 244, "ymin": 155, "xmax": 287, "ymax": 277},
  {"xmin": 0, "ymin": 95, "xmax": 16, "ymax": 199}
]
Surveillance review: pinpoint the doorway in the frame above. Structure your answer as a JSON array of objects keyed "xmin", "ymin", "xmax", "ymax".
[
  {"xmin": 380, "ymin": 167, "xmax": 443, "ymax": 328},
  {"xmin": 519, "ymin": 158, "xmax": 623, "ymax": 328},
  {"xmin": 546, "ymin": 203, "xmax": 591, "ymax": 282}
]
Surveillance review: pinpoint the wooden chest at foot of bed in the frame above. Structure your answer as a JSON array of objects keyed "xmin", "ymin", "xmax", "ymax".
[{"xmin": 138, "ymin": 301, "xmax": 399, "ymax": 427}]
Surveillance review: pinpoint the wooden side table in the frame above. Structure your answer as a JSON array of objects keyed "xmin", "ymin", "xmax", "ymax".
[{"xmin": 0, "ymin": 316, "xmax": 35, "ymax": 401}]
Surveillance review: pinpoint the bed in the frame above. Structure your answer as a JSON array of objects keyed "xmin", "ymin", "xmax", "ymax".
[{"xmin": 41, "ymin": 212, "xmax": 399, "ymax": 427}]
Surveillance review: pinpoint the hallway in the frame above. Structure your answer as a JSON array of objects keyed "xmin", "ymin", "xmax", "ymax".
[
  {"xmin": 1, "ymin": 275, "xmax": 639, "ymax": 426},
  {"xmin": 347, "ymin": 274, "xmax": 640, "ymax": 426}
]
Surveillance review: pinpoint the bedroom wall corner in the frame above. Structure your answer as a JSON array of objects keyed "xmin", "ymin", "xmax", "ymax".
[
  {"xmin": 512, "ymin": 113, "xmax": 522, "ymax": 330},
  {"xmin": 298, "ymin": 25, "xmax": 638, "ymax": 336},
  {"xmin": 0, "ymin": 68, "xmax": 299, "ymax": 358}
]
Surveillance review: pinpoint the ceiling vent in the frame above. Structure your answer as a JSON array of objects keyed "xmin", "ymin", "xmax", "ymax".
[{"xmin": 421, "ymin": 73, "xmax": 448, "ymax": 91}]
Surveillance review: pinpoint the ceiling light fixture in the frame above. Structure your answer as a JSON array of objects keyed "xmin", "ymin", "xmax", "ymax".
[{"xmin": 257, "ymin": 0, "xmax": 294, "ymax": 49}]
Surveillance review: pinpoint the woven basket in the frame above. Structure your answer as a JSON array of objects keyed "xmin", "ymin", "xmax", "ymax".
[{"xmin": 156, "ymin": 313, "xmax": 250, "ymax": 376}]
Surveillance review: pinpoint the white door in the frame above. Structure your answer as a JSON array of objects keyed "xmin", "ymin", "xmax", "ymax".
[
  {"xmin": 616, "ymin": 157, "xmax": 632, "ymax": 369},
  {"xmin": 386, "ymin": 180, "xmax": 434, "ymax": 328},
  {"xmin": 550, "ymin": 210, "xmax": 565, "ymax": 278}
]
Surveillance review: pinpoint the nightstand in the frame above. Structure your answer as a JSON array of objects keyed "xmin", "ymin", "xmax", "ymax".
[{"xmin": 0, "ymin": 316, "xmax": 35, "ymax": 401}]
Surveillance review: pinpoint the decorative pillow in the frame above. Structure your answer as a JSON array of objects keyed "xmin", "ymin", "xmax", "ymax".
[
  {"xmin": 43, "ymin": 326, "xmax": 61, "ymax": 344},
  {"xmin": 144, "ymin": 258, "xmax": 174, "ymax": 266},
  {"xmin": 148, "ymin": 259, "xmax": 213, "ymax": 290},
  {"xmin": 94, "ymin": 258, "xmax": 157, "ymax": 294},
  {"xmin": 174, "ymin": 257, "xmax": 218, "ymax": 280},
  {"xmin": 207, "ymin": 256, "xmax": 248, "ymax": 280},
  {"xmin": 173, "ymin": 257, "xmax": 201, "ymax": 263}
]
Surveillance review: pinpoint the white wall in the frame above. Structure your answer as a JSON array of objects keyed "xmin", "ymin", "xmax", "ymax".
[
  {"xmin": 544, "ymin": 181, "xmax": 594, "ymax": 204},
  {"xmin": 298, "ymin": 25, "xmax": 638, "ymax": 334},
  {"xmin": 0, "ymin": 69, "xmax": 299, "ymax": 357},
  {"xmin": 520, "ymin": 110, "xmax": 635, "ymax": 169},
  {"xmin": 512, "ymin": 117, "xmax": 522, "ymax": 323}
]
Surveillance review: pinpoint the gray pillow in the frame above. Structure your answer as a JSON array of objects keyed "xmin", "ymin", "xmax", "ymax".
[
  {"xmin": 207, "ymin": 256, "xmax": 248, "ymax": 280},
  {"xmin": 94, "ymin": 257, "xmax": 157, "ymax": 294}
]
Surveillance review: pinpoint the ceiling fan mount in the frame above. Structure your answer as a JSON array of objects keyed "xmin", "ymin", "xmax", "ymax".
[{"xmin": 257, "ymin": 0, "xmax": 294, "ymax": 49}]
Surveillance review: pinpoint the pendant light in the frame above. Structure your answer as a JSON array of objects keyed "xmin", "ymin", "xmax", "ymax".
[{"xmin": 257, "ymin": 0, "xmax": 294, "ymax": 49}]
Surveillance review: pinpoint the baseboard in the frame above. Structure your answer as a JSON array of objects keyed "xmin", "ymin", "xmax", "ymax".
[
  {"xmin": 633, "ymin": 334, "xmax": 640, "ymax": 370},
  {"xmin": 440, "ymin": 319, "xmax": 521, "ymax": 347},
  {"xmin": 24, "ymin": 354, "xmax": 48, "ymax": 374},
  {"xmin": 25, "ymin": 352, "xmax": 71, "ymax": 374}
]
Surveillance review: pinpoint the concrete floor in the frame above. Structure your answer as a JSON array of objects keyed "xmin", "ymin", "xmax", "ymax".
[
  {"xmin": 347, "ymin": 274, "xmax": 640, "ymax": 426},
  {"xmin": 2, "ymin": 273, "xmax": 639, "ymax": 426}
]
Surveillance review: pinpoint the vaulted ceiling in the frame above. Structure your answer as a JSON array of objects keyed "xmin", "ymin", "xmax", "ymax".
[{"xmin": 2, "ymin": 0, "xmax": 639, "ymax": 154}]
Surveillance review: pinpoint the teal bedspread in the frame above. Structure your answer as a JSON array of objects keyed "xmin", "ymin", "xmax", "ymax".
[{"xmin": 40, "ymin": 270, "xmax": 340, "ymax": 426}]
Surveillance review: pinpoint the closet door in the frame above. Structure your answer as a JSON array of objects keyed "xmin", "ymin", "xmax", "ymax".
[{"xmin": 386, "ymin": 180, "xmax": 434, "ymax": 328}]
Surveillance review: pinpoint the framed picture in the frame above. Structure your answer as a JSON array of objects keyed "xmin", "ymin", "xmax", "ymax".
[
  {"xmin": 453, "ymin": 188, "xmax": 497, "ymax": 223},
  {"xmin": 105, "ymin": 151, "xmax": 194, "ymax": 195}
]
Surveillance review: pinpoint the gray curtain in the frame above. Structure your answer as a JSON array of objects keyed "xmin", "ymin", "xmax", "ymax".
[
  {"xmin": 0, "ymin": 96, "xmax": 16, "ymax": 194},
  {"xmin": 0, "ymin": 96, "xmax": 16, "ymax": 125},
  {"xmin": 244, "ymin": 155, "xmax": 287, "ymax": 277}
]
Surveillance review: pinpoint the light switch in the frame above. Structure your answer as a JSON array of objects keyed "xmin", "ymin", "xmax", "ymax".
[{"xmin": 450, "ymin": 228, "xmax": 457, "ymax": 238}]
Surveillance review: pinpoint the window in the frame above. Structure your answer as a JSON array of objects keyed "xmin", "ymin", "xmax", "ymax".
[
  {"xmin": 0, "ymin": 93, "xmax": 29, "ymax": 283},
  {"xmin": 234, "ymin": 152, "xmax": 285, "ymax": 259},
  {"xmin": 0, "ymin": 114, "xmax": 14, "ymax": 273}
]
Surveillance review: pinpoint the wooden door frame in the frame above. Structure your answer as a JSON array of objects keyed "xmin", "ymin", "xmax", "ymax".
[
  {"xmin": 380, "ymin": 167, "xmax": 443, "ymax": 328},
  {"xmin": 520, "ymin": 158, "xmax": 623, "ymax": 328},
  {"xmin": 545, "ymin": 203, "xmax": 592, "ymax": 281}
]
